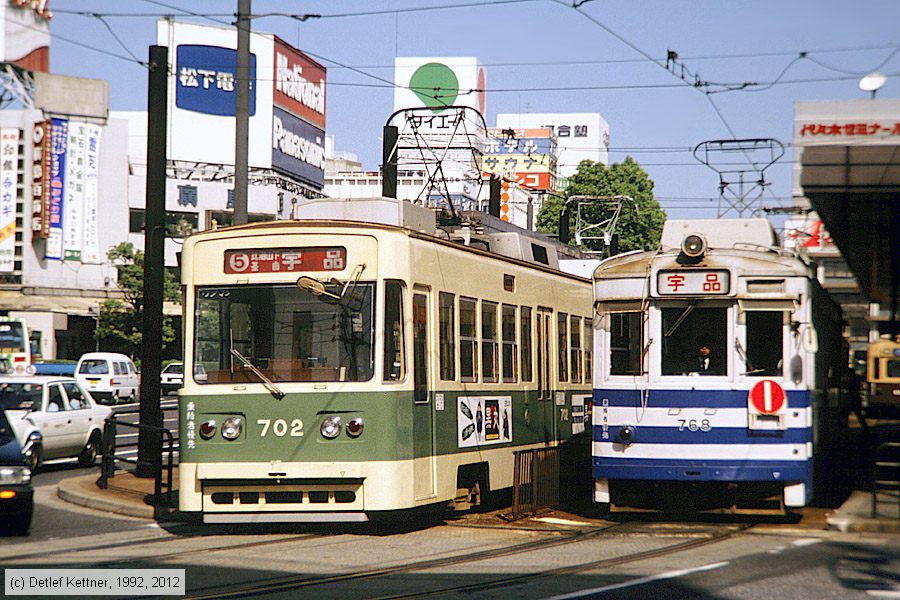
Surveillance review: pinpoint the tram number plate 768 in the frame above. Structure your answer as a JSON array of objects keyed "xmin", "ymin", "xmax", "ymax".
[
  {"xmin": 678, "ymin": 418, "xmax": 712, "ymax": 432},
  {"xmin": 257, "ymin": 419, "xmax": 304, "ymax": 437}
]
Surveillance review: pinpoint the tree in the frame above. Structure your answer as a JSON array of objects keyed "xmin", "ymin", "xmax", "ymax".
[
  {"xmin": 537, "ymin": 157, "xmax": 666, "ymax": 254},
  {"xmin": 96, "ymin": 242, "xmax": 181, "ymax": 357}
]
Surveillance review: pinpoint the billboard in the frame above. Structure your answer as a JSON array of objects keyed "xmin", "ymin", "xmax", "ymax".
[
  {"xmin": 159, "ymin": 20, "xmax": 326, "ymax": 190},
  {"xmin": 63, "ymin": 120, "xmax": 85, "ymax": 261},
  {"xmin": 496, "ymin": 113, "xmax": 609, "ymax": 177},
  {"xmin": 46, "ymin": 117, "xmax": 66, "ymax": 260},
  {"xmin": 272, "ymin": 107, "xmax": 326, "ymax": 188},
  {"xmin": 0, "ymin": 128, "xmax": 19, "ymax": 272},
  {"xmin": 482, "ymin": 128, "xmax": 556, "ymax": 191},
  {"xmin": 273, "ymin": 36, "xmax": 326, "ymax": 130},
  {"xmin": 30, "ymin": 121, "xmax": 50, "ymax": 238},
  {"xmin": 394, "ymin": 57, "xmax": 486, "ymax": 122},
  {"xmin": 1, "ymin": 1, "xmax": 51, "ymax": 72}
]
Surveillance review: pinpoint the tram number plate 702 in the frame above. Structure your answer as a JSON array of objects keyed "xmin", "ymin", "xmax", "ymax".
[
  {"xmin": 678, "ymin": 418, "xmax": 712, "ymax": 432},
  {"xmin": 257, "ymin": 419, "xmax": 304, "ymax": 437}
]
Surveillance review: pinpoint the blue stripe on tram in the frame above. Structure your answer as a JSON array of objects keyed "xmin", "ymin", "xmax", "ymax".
[
  {"xmin": 592, "ymin": 388, "xmax": 812, "ymax": 410},
  {"xmin": 593, "ymin": 425, "xmax": 811, "ymax": 445},
  {"xmin": 592, "ymin": 457, "xmax": 811, "ymax": 483}
]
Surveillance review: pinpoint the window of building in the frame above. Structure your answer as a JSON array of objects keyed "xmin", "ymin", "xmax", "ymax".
[
  {"xmin": 520, "ymin": 306, "xmax": 533, "ymax": 382},
  {"xmin": 481, "ymin": 301, "xmax": 498, "ymax": 383},
  {"xmin": 439, "ymin": 292, "xmax": 455, "ymax": 381},
  {"xmin": 557, "ymin": 312, "xmax": 569, "ymax": 382},
  {"xmin": 584, "ymin": 318, "xmax": 593, "ymax": 381},
  {"xmin": 501, "ymin": 304, "xmax": 517, "ymax": 383},
  {"xmin": 459, "ymin": 297, "xmax": 478, "ymax": 382},
  {"xmin": 610, "ymin": 312, "xmax": 643, "ymax": 375}
]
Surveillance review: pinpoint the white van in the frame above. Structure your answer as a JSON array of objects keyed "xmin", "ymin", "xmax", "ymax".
[{"xmin": 75, "ymin": 352, "xmax": 139, "ymax": 404}]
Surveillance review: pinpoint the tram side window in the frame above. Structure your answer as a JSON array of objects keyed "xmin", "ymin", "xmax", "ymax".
[
  {"xmin": 520, "ymin": 306, "xmax": 533, "ymax": 382},
  {"xmin": 570, "ymin": 316, "xmax": 582, "ymax": 384},
  {"xmin": 438, "ymin": 292, "xmax": 456, "ymax": 381},
  {"xmin": 383, "ymin": 281, "xmax": 405, "ymax": 381},
  {"xmin": 745, "ymin": 311, "xmax": 783, "ymax": 376},
  {"xmin": 502, "ymin": 304, "xmax": 518, "ymax": 383},
  {"xmin": 482, "ymin": 301, "xmax": 499, "ymax": 383},
  {"xmin": 661, "ymin": 306, "xmax": 727, "ymax": 376},
  {"xmin": 557, "ymin": 313, "xmax": 569, "ymax": 382},
  {"xmin": 888, "ymin": 359, "xmax": 900, "ymax": 378},
  {"xmin": 584, "ymin": 318, "xmax": 593, "ymax": 380},
  {"xmin": 459, "ymin": 297, "xmax": 478, "ymax": 382},
  {"xmin": 610, "ymin": 312, "xmax": 642, "ymax": 376}
]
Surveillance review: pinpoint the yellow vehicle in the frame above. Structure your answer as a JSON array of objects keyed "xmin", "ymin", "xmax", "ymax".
[{"xmin": 866, "ymin": 336, "xmax": 900, "ymax": 418}]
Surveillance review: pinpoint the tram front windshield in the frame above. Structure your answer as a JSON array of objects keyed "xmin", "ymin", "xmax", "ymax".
[
  {"xmin": 194, "ymin": 283, "xmax": 375, "ymax": 384},
  {"xmin": 661, "ymin": 306, "xmax": 727, "ymax": 376}
]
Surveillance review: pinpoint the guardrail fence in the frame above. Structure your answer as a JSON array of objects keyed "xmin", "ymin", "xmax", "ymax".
[
  {"xmin": 872, "ymin": 442, "xmax": 900, "ymax": 519},
  {"xmin": 508, "ymin": 447, "xmax": 560, "ymax": 520}
]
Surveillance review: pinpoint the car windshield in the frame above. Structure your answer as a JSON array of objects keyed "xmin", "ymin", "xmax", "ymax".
[
  {"xmin": 0, "ymin": 381, "xmax": 43, "ymax": 410},
  {"xmin": 79, "ymin": 359, "xmax": 109, "ymax": 374},
  {"xmin": 163, "ymin": 363, "xmax": 183, "ymax": 374}
]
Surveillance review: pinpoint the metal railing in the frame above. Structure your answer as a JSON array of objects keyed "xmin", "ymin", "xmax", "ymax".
[
  {"xmin": 509, "ymin": 447, "xmax": 560, "ymax": 520},
  {"xmin": 872, "ymin": 442, "xmax": 900, "ymax": 519},
  {"xmin": 97, "ymin": 408, "xmax": 177, "ymax": 508}
]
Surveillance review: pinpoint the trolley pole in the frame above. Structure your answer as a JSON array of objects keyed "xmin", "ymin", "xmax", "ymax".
[{"xmin": 137, "ymin": 44, "xmax": 167, "ymax": 478}]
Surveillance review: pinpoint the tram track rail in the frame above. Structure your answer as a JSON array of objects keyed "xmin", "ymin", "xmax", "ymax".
[{"xmin": 175, "ymin": 522, "xmax": 754, "ymax": 600}]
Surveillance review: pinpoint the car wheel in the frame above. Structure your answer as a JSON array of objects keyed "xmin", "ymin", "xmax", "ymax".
[
  {"xmin": 78, "ymin": 433, "xmax": 102, "ymax": 467},
  {"xmin": 25, "ymin": 443, "xmax": 41, "ymax": 473}
]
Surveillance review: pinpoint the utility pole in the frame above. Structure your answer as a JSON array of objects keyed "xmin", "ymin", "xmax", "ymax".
[
  {"xmin": 233, "ymin": 0, "xmax": 251, "ymax": 225},
  {"xmin": 137, "ymin": 45, "xmax": 167, "ymax": 478}
]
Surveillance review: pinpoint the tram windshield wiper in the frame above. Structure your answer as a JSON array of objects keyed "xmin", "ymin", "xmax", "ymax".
[
  {"xmin": 230, "ymin": 348, "xmax": 285, "ymax": 400},
  {"xmin": 297, "ymin": 263, "xmax": 367, "ymax": 304},
  {"xmin": 664, "ymin": 303, "xmax": 695, "ymax": 337}
]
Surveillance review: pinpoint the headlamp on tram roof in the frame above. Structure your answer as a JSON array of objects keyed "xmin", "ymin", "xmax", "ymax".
[
  {"xmin": 221, "ymin": 416, "xmax": 243, "ymax": 440},
  {"xmin": 681, "ymin": 234, "xmax": 707, "ymax": 258},
  {"xmin": 321, "ymin": 415, "xmax": 342, "ymax": 439}
]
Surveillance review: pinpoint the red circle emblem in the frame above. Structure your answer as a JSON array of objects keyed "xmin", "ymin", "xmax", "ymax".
[{"xmin": 748, "ymin": 380, "xmax": 786, "ymax": 415}]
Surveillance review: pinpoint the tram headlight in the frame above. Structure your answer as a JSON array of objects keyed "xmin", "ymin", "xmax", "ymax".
[
  {"xmin": 617, "ymin": 425, "xmax": 636, "ymax": 445},
  {"xmin": 681, "ymin": 233, "xmax": 707, "ymax": 258},
  {"xmin": 199, "ymin": 419, "xmax": 217, "ymax": 440},
  {"xmin": 221, "ymin": 416, "xmax": 243, "ymax": 440},
  {"xmin": 346, "ymin": 417, "xmax": 364, "ymax": 438},
  {"xmin": 320, "ymin": 415, "xmax": 342, "ymax": 439}
]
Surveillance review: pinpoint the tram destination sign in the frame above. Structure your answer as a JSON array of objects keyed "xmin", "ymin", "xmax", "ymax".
[
  {"xmin": 656, "ymin": 269, "xmax": 731, "ymax": 296},
  {"xmin": 225, "ymin": 247, "xmax": 346, "ymax": 274}
]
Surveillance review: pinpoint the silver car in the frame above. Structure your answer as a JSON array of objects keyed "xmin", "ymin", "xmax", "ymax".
[{"xmin": 0, "ymin": 376, "xmax": 111, "ymax": 471}]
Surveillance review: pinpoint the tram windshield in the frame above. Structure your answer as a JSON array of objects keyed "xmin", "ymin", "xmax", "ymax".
[
  {"xmin": 661, "ymin": 306, "xmax": 727, "ymax": 376},
  {"xmin": 0, "ymin": 322, "xmax": 26, "ymax": 354},
  {"xmin": 194, "ymin": 283, "xmax": 375, "ymax": 384}
]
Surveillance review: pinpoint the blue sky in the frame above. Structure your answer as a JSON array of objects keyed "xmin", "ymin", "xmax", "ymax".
[{"xmin": 50, "ymin": 1, "xmax": 900, "ymax": 221}]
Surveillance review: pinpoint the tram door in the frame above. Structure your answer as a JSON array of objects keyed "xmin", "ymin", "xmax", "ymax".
[
  {"xmin": 536, "ymin": 308, "xmax": 554, "ymax": 443},
  {"xmin": 412, "ymin": 291, "xmax": 436, "ymax": 500}
]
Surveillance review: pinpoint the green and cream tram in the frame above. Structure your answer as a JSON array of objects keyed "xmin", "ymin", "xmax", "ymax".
[{"xmin": 178, "ymin": 198, "xmax": 593, "ymax": 523}]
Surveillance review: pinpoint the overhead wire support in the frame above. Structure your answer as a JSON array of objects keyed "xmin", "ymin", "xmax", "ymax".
[{"xmin": 693, "ymin": 139, "xmax": 784, "ymax": 218}]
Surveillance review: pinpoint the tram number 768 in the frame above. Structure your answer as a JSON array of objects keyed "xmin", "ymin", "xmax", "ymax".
[
  {"xmin": 678, "ymin": 419, "xmax": 712, "ymax": 432},
  {"xmin": 258, "ymin": 419, "xmax": 304, "ymax": 437}
]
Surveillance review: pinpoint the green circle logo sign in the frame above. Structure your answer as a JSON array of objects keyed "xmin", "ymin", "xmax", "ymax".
[{"xmin": 409, "ymin": 62, "xmax": 459, "ymax": 112}]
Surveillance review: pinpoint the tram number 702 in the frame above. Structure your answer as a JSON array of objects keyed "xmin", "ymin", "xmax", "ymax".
[{"xmin": 258, "ymin": 418, "xmax": 304, "ymax": 437}]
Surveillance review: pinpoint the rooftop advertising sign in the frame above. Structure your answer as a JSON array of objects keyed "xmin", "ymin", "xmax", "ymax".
[
  {"xmin": 394, "ymin": 57, "xmax": 486, "ymax": 121},
  {"xmin": 272, "ymin": 107, "xmax": 326, "ymax": 187},
  {"xmin": 273, "ymin": 36, "xmax": 326, "ymax": 130},
  {"xmin": 175, "ymin": 44, "xmax": 257, "ymax": 117}
]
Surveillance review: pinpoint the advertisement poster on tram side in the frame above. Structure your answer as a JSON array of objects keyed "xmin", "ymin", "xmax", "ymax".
[{"xmin": 457, "ymin": 396, "xmax": 512, "ymax": 448}]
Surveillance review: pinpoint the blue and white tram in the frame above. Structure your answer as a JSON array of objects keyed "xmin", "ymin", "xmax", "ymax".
[{"xmin": 591, "ymin": 219, "xmax": 844, "ymax": 512}]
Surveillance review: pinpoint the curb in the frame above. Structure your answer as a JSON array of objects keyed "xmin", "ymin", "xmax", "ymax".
[{"xmin": 57, "ymin": 474, "xmax": 155, "ymax": 520}]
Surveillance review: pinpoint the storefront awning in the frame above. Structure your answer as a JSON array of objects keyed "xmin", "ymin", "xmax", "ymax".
[{"xmin": 0, "ymin": 291, "xmax": 182, "ymax": 317}]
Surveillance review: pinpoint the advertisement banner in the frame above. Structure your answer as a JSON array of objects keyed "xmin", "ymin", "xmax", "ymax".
[
  {"xmin": 271, "ymin": 106, "xmax": 326, "ymax": 188},
  {"xmin": 273, "ymin": 36, "xmax": 326, "ymax": 130},
  {"xmin": 457, "ymin": 396, "xmax": 512, "ymax": 448},
  {"xmin": 175, "ymin": 44, "xmax": 256, "ymax": 117},
  {"xmin": 0, "ymin": 128, "xmax": 19, "ymax": 272},
  {"xmin": 46, "ymin": 118, "xmax": 67, "ymax": 261},
  {"xmin": 82, "ymin": 124, "xmax": 102, "ymax": 264},
  {"xmin": 482, "ymin": 153, "xmax": 553, "ymax": 174},
  {"xmin": 30, "ymin": 121, "xmax": 50, "ymax": 239},
  {"xmin": 63, "ymin": 121, "xmax": 87, "ymax": 261}
]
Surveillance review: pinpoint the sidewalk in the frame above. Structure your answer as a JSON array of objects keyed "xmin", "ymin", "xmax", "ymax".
[{"xmin": 57, "ymin": 470, "xmax": 900, "ymax": 533}]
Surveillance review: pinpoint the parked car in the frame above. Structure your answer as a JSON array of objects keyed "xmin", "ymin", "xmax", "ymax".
[
  {"xmin": 0, "ymin": 410, "xmax": 32, "ymax": 535},
  {"xmin": 74, "ymin": 352, "xmax": 139, "ymax": 404},
  {"xmin": 0, "ymin": 376, "xmax": 111, "ymax": 472},
  {"xmin": 160, "ymin": 362, "xmax": 207, "ymax": 395}
]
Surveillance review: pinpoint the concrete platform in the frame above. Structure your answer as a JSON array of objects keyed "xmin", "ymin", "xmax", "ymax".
[{"xmin": 56, "ymin": 470, "xmax": 900, "ymax": 533}]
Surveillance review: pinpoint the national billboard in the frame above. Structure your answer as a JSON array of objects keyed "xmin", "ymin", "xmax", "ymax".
[{"xmin": 273, "ymin": 36, "xmax": 326, "ymax": 131}]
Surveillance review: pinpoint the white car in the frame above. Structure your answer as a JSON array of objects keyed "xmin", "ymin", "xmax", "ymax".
[
  {"xmin": 161, "ymin": 362, "xmax": 207, "ymax": 395},
  {"xmin": 75, "ymin": 352, "xmax": 140, "ymax": 404},
  {"xmin": 0, "ymin": 376, "xmax": 111, "ymax": 471}
]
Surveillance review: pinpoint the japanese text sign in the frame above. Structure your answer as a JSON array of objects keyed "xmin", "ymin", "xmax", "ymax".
[{"xmin": 656, "ymin": 269, "xmax": 731, "ymax": 296}]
